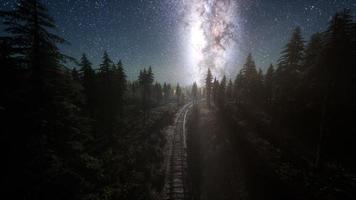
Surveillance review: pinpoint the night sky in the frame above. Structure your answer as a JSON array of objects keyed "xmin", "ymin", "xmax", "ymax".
[{"xmin": 1, "ymin": 0, "xmax": 356, "ymax": 85}]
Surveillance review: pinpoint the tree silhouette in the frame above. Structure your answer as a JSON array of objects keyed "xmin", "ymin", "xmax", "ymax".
[
  {"xmin": 176, "ymin": 83, "xmax": 182, "ymax": 105},
  {"xmin": 153, "ymin": 82, "xmax": 163, "ymax": 103},
  {"xmin": 212, "ymin": 77, "xmax": 219, "ymax": 105},
  {"xmin": 217, "ymin": 75, "xmax": 226, "ymax": 107},
  {"xmin": 205, "ymin": 68, "xmax": 213, "ymax": 108},
  {"xmin": 192, "ymin": 82, "xmax": 198, "ymax": 104},
  {"xmin": 233, "ymin": 70, "xmax": 244, "ymax": 105},
  {"xmin": 115, "ymin": 60, "xmax": 127, "ymax": 115},
  {"xmin": 226, "ymin": 79, "xmax": 233, "ymax": 100},
  {"xmin": 97, "ymin": 51, "xmax": 116, "ymax": 124},
  {"xmin": 163, "ymin": 82, "xmax": 172, "ymax": 103},
  {"xmin": 313, "ymin": 9, "xmax": 355, "ymax": 168},
  {"xmin": 1, "ymin": 1, "xmax": 97, "ymax": 199},
  {"xmin": 138, "ymin": 67, "xmax": 155, "ymax": 115},
  {"xmin": 265, "ymin": 64, "xmax": 275, "ymax": 105},
  {"xmin": 238, "ymin": 54, "xmax": 259, "ymax": 104},
  {"xmin": 273, "ymin": 27, "xmax": 305, "ymax": 120},
  {"xmin": 79, "ymin": 54, "xmax": 96, "ymax": 113}
]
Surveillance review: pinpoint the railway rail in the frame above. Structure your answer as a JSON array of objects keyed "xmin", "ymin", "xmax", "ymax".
[{"xmin": 162, "ymin": 103, "xmax": 193, "ymax": 200}]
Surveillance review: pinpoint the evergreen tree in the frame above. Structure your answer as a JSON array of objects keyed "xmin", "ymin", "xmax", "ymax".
[
  {"xmin": 217, "ymin": 75, "xmax": 227, "ymax": 107},
  {"xmin": 1, "ymin": 1, "xmax": 96, "ymax": 199},
  {"xmin": 233, "ymin": 70, "xmax": 243, "ymax": 105},
  {"xmin": 167, "ymin": 83, "xmax": 172, "ymax": 98},
  {"xmin": 163, "ymin": 82, "xmax": 169, "ymax": 103},
  {"xmin": 99, "ymin": 51, "xmax": 113, "ymax": 75},
  {"xmin": 138, "ymin": 69, "xmax": 147, "ymax": 108},
  {"xmin": 297, "ymin": 33, "xmax": 323, "ymax": 122},
  {"xmin": 115, "ymin": 60, "xmax": 127, "ymax": 114},
  {"xmin": 0, "ymin": 0, "xmax": 68, "ymax": 69},
  {"xmin": 265, "ymin": 64, "xmax": 275, "ymax": 105},
  {"xmin": 302, "ymin": 33, "xmax": 323, "ymax": 73},
  {"xmin": 192, "ymin": 82, "xmax": 198, "ymax": 104},
  {"xmin": 1, "ymin": 0, "xmax": 70, "ymax": 108},
  {"xmin": 240, "ymin": 53, "xmax": 259, "ymax": 103},
  {"xmin": 275, "ymin": 27, "xmax": 304, "ymax": 114},
  {"xmin": 313, "ymin": 9, "xmax": 355, "ymax": 167},
  {"xmin": 96, "ymin": 51, "xmax": 119, "ymax": 144},
  {"xmin": 256, "ymin": 68, "xmax": 264, "ymax": 103},
  {"xmin": 176, "ymin": 83, "xmax": 182, "ymax": 105},
  {"xmin": 278, "ymin": 27, "xmax": 305, "ymax": 71},
  {"xmin": 212, "ymin": 78, "xmax": 219, "ymax": 105},
  {"xmin": 226, "ymin": 79, "xmax": 233, "ymax": 100},
  {"xmin": 147, "ymin": 66, "xmax": 154, "ymax": 100},
  {"xmin": 79, "ymin": 54, "xmax": 96, "ymax": 112},
  {"xmin": 71, "ymin": 67, "xmax": 80, "ymax": 82},
  {"xmin": 79, "ymin": 54, "xmax": 95, "ymax": 84},
  {"xmin": 147, "ymin": 66, "xmax": 154, "ymax": 85},
  {"xmin": 153, "ymin": 82, "xmax": 163, "ymax": 103},
  {"xmin": 138, "ymin": 67, "xmax": 155, "ymax": 113},
  {"xmin": 205, "ymin": 68, "xmax": 213, "ymax": 107}
]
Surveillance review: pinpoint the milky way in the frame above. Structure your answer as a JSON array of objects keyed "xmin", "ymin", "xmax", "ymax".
[
  {"xmin": 1, "ymin": 0, "xmax": 355, "ymax": 85},
  {"xmin": 183, "ymin": 0, "xmax": 239, "ymax": 82}
]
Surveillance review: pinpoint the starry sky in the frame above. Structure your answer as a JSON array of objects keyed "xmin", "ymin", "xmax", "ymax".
[{"xmin": 1, "ymin": 0, "xmax": 355, "ymax": 85}]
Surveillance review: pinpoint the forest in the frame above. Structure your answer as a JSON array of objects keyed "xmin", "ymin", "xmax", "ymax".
[
  {"xmin": 1, "ymin": 0, "xmax": 356, "ymax": 200},
  {"xmin": 0, "ymin": 1, "xmax": 184, "ymax": 199},
  {"xmin": 195, "ymin": 9, "xmax": 356, "ymax": 200}
]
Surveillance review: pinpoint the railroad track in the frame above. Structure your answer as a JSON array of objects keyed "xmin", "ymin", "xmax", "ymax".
[{"xmin": 162, "ymin": 103, "xmax": 193, "ymax": 200}]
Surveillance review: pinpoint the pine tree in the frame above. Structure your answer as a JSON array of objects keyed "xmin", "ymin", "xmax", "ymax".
[
  {"xmin": 278, "ymin": 27, "xmax": 304, "ymax": 71},
  {"xmin": 147, "ymin": 66, "xmax": 154, "ymax": 85},
  {"xmin": 297, "ymin": 33, "xmax": 323, "ymax": 121},
  {"xmin": 212, "ymin": 78, "xmax": 219, "ymax": 105},
  {"xmin": 147, "ymin": 66, "xmax": 154, "ymax": 100},
  {"xmin": 0, "ymin": 0, "xmax": 70, "ymax": 103},
  {"xmin": 192, "ymin": 82, "xmax": 198, "ymax": 104},
  {"xmin": 1, "ymin": 0, "xmax": 71, "ymax": 107},
  {"xmin": 96, "ymin": 51, "xmax": 120, "ymax": 144},
  {"xmin": 313, "ymin": 9, "xmax": 355, "ymax": 168},
  {"xmin": 79, "ymin": 54, "xmax": 96, "ymax": 112},
  {"xmin": 265, "ymin": 64, "xmax": 275, "ymax": 105},
  {"xmin": 167, "ymin": 83, "xmax": 172, "ymax": 98},
  {"xmin": 240, "ymin": 54, "xmax": 258, "ymax": 103},
  {"xmin": 138, "ymin": 67, "xmax": 155, "ymax": 113},
  {"xmin": 163, "ymin": 82, "xmax": 169, "ymax": 103},
  {"xmin": 302, "ymin": 33, "xmax": 323, "ymax": 73},
  {"xmin": 217, "ymin": 75, "xmax": 227, "ymax": 107},
  {"xmin": 71, "ymin": 67, "xmax": 80, "ymax": 82},
  {"xmin": 79, "ymin": 54, "xmax": 95, "ymax": 84},
  {"xmin": 226, "ymin": 79, "xmax": 233, "ymax": 100},
  {"xmin": 115, "ymin": 60, "xmax": 127, "ymax": 115},
  {"xmin": 176, "ymin": 83, "xmax": 182, "ymax": 105},
  {"xmin": 139, "ymin": 68, "xmax": 148, "ymax": 109},
  {"xmin": 275, "ymin": 27, "xmax": 304, "ymax": 114},
  {"xmin": 205, "ymin": 68, "xmax": 213, "ymax": 107},
  {"xmin": 256, "ymin": 68, "xmax": 264, "ymax": 103},
  {"xmin": 99, "ymin": 51, "xmax": 113, "ymax": 75},
  {"xmin": 1, "ymin": 1, "xmax": 96, "ymax": 199},
  {"xmin": 154, "ymin": 82, "xmax": 163, "ymax": 103},
  {"xmin": 233, "ymin": 70, "xmax": 243, "ymax": 105}
]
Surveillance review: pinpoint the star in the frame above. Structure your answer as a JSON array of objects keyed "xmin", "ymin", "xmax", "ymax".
[{"xmin": 1, "ymin": 0, "xmax": 355, "ymax": 84}]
